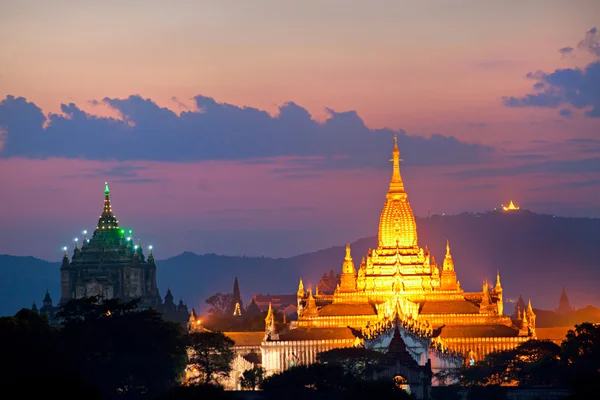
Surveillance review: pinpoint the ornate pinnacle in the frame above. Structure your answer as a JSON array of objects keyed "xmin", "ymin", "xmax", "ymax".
[
  {"xmin": 387, "ymin": 135, "xmax": 406, "ymax": 198},
  {"xmin": 345, "ymin": 243, "xmax": 352, "ymax": 261},
  {"xmin": 495, "ymin": 270, "xmax": 502, "ymax": 290},
  {"xmin": 446, "ymin": 240, "xmax": 451, "ymax": 258}
]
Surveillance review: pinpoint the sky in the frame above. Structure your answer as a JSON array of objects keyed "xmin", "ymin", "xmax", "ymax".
[{"xmin": 1, "ymin": 0, "xmax": 599, "ymax": 262}]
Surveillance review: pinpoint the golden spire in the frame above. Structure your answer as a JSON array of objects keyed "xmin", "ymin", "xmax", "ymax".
[
  {"xmin": 308, "ymin": 287, "xmax": 315, "ymax": 303},
  {"xmin": 297, "ymin": 278, "xmax": 304, "ymax": 296},
  {"xmin": 387, "ymin": 134, "xmax": 406, "ymax": 198},
  {"xmin": 495, "ymin": 270, "xmax": 502, "ymax": 290},
  {"xmin": 265, "ymin": 302, "xmax": 273, "ymax": 326},
  {"xmin": 527, "ymin": 299, "xmax": 533, "ymax": 313},
  {"xmin": 342, "ymin": 244, "xmax": 355, "ymax": 275},
  {"xmin": 443, "ymin": 240, "xmax": 454, "ymax": 271},
  {"xmin": 345, "ymin": 243, "xmax": 352, "ymax": 261}
]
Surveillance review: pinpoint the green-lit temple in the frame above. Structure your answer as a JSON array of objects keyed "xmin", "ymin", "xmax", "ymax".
[{"xmin": 45, "ymin": 182, "xmax": 189, "ymax": 324}]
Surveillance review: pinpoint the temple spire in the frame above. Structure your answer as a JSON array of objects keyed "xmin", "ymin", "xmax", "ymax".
[
  {"xmin": 442, "ymin": 240, "xmax": 454, "ymax": 271},
  {"xmin": 97, "ymin": 181, "xmax": 118, "ymax": 230},
  {"xmin": 345, "ymin": 243, "xmax": 352, "ymax": 261},
  {"xmin": 495, "ymin": 270, "xmax": 502, "ymax": 290},
  {"xmin": 387, "ymin": 134, "xmax": 406, "ymax": 198}
]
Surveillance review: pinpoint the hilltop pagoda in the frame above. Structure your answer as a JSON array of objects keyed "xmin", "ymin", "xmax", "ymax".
[
  {"xmin": 59, "ymin": 182, "xmax": 161, "ymax": 307},
  {"xmin": 259, "ymin": 136, "xmax": 536, "ymax": 382}
]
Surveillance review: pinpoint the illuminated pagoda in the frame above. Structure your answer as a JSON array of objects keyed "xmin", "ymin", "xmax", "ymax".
[
  {"xmin": 259, "ymin": 136, "xmax": 536, "ymax": 383},
  {"xmin": 58, "ymin": 182, "xmax": 164, "ymax": 310},
  {"xmin": 502, "ymin": 200, "xmax": 520, "ymax": 211}
]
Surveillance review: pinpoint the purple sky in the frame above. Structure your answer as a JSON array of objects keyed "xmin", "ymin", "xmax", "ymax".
[{"xmin": 0, "ymin": 1, "xmax": 599, "ymax": 262}]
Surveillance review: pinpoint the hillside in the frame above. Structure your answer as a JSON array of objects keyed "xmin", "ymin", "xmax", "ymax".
[{"xmin": 2, "ymin": 211, "xmax": 600, "ymax": 316}]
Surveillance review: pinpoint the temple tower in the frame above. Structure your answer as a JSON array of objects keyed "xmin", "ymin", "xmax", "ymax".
[
  {"xmin": 228, "ymin": 277, "xmax": 244, "ymax": 316},
  {"xmin": 440, "ymin": 240, "xmax": 458, "ymax": 290},
  {"xmin": 555, "ymin": 287, "xmax": 573, "ymax": 315},
  {"xmin": 339, "ymin": 244, "xmax": 357, "ymax": 292},
  {"xmin": 378, "ymin": 134, "xmax": 418, "ymax": 249},
  {"xmin": 59, "ymin": 182, "xmax": 161, "ymax": 307}
]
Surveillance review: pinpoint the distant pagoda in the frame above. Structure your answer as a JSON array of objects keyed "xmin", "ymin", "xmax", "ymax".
[
  {"xmin": 555, "ymin": 287, "xmax": 574, "ymax": 315},
  {"xmin": 502, "ymin": 200, "xmax": 520, "ymax": 211},
  {"xmin": 59, "ymin": 182, "xmax": 161, "ymax": 307}
]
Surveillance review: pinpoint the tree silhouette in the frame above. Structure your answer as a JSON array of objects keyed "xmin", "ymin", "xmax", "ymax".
[
  {"xmin": 205, "ymin": 293, "xmax": 234, "ymax": 316},
  {"xmin": 239, "ymin": 366, "xmax": 265, "ymax": 390},
  {"xmin": 187, "ymin": 331, "xmax": 235, "ymax": 385},
  {"xmin": 58, "ymin": 297, "xmax": 187, "ymax": 399}
]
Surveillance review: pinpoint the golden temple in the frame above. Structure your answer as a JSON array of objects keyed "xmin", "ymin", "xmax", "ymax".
[
  {"xmin": 260, "ymin": 135, "xmax": 536, "ymax": 383},
  {"xmin": 187, "ymin": 136, "xmax": 536, "ymax": 389},
  {"xmin": 502, "ymin": 200, "xmax": 520, "ymax": 211}
]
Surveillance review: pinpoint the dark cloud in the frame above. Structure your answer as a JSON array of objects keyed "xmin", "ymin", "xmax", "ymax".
[
  {"xmin": 0, "ymin": 94, "xmax": 494, "ymax": 169},
  {"xmin": 559, "ymin": 109, "xmax": 572, "ymax": 117},
  {"xmin": 578, "ymin": 27, "xmax": 600, "ymax": 57},
  {"xmin": 502, "ymin": 28, "xmax": 600, "ymax": 118},
  {"xmin": 447, "ymin": 157, "xmax": 600, "ymax": 179},
  {"xmin": 65, "ymin": 165, "xmax": 149, "ymax": 179},
  {"xmin": 559, "ymin": 47, "xmax": 574, "ymax": 58}
]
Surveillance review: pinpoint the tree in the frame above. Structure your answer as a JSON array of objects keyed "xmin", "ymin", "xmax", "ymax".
[
  {"xmin": 239, "ymin": 366, "xmax": 265, "ymax": 390},
  {"xmin": 58, "ymin": 297, "xmax": 188, "ymax": 399},
  {"xmin": 561, "ymin": 323, "xmax": 600, "ymax": 398},
  {"xmin": 511, "ymin": 339, "xmax": 563, "ymax": 385},
  {"xmin": 205, "ymin": 293, "xmax": 234, "ymax": 316},
  {"xmin": 0, "ymin": 309, "xmax": 57, "ymax": 385},
  {"xmin": 460, "ymin": 340, "xmax": 565, "ymax": 387},
  {"xmin": 187, "ymin": 331, "xmax": 235, "ymax": 385},
  {"xmin": 317, "ymin": 347, "xmax": 384, "ymax": 379}
]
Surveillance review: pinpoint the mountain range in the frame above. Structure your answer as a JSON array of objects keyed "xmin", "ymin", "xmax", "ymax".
[{"xmin": 2, "ymin": 210, "xmax": 600, "ymax": 317}]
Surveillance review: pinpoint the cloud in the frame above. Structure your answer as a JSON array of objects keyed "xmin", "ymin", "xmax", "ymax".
[
  {"xmin": 559, "ymin": 109, "xmax": 572, "ymax": 117},
  {"xmin": 448, "ymin": 157, "xmax": 600, "ymax": 179},
  {"xmin": 0, "ymin": 94, "xmax": 494, "ymax": 169},
  {"xmin": 502, "ymin": 28, "xmax": 600, "ymax": 118},
  {"xmin": 559, "ymin": 47, "xmax": 574, "ymax": 59},
  {"xmin": 578, "ymin": 27, "xmax": 600, "ymax": 57},
  {"xmin": 64, "ymin": 164, "xmax": 149, "ymax": 179}
]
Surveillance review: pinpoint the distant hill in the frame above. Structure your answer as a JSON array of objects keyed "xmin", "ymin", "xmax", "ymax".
[
  {"xmin": 534, "ymin": 306, "xmax": 600, "ymax": 328},
  {"xmin": 2, "ymin": 211, "xmax": 600, "ymax": 316}
]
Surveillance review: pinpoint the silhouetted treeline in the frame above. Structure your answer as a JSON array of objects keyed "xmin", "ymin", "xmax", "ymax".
[
  {"xmin": 0, "ymin": 297, "xmax": 189, "ymax": 399},
  {"xmin": 457, "ymin": 323, "xmax": 600, "ymax": 400}
]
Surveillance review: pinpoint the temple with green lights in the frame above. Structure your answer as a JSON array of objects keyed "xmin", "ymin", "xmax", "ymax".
[{"xmin": 59, "ymin": 182, "xmax": 163, "ymax": 308}]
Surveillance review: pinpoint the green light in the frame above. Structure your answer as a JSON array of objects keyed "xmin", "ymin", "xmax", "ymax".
[
  {"xmin": 104, "ymin": 182, "xmax": 110, "ymax": 195},
  {"xmin": 129, "ymin": 230, "xmax": 132, "ymax": 234}
]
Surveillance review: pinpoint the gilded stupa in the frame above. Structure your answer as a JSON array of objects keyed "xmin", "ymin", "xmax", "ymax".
[{"xmin": 259, "ymin": 136, "xmax": 536, "ymax": 382}]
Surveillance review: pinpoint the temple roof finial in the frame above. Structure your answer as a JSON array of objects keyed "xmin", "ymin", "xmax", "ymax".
[
  {"xmin": 387, "ymin": 134, "xmax": 406, "ymax": 197},
  {"xmin": 345, "ymin": 243, "xmax": 352, "ymax": 260},
  {"xmin": 495, "ymin": 270, "xmax": 502, "ymax": 290},
  {"xmin": 446, "ymin": 239, "xmax": 451, "ymax": 257},
  {"xmin": 98, "ymin": 181, "xmax": 118, "ymax": 230}
]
